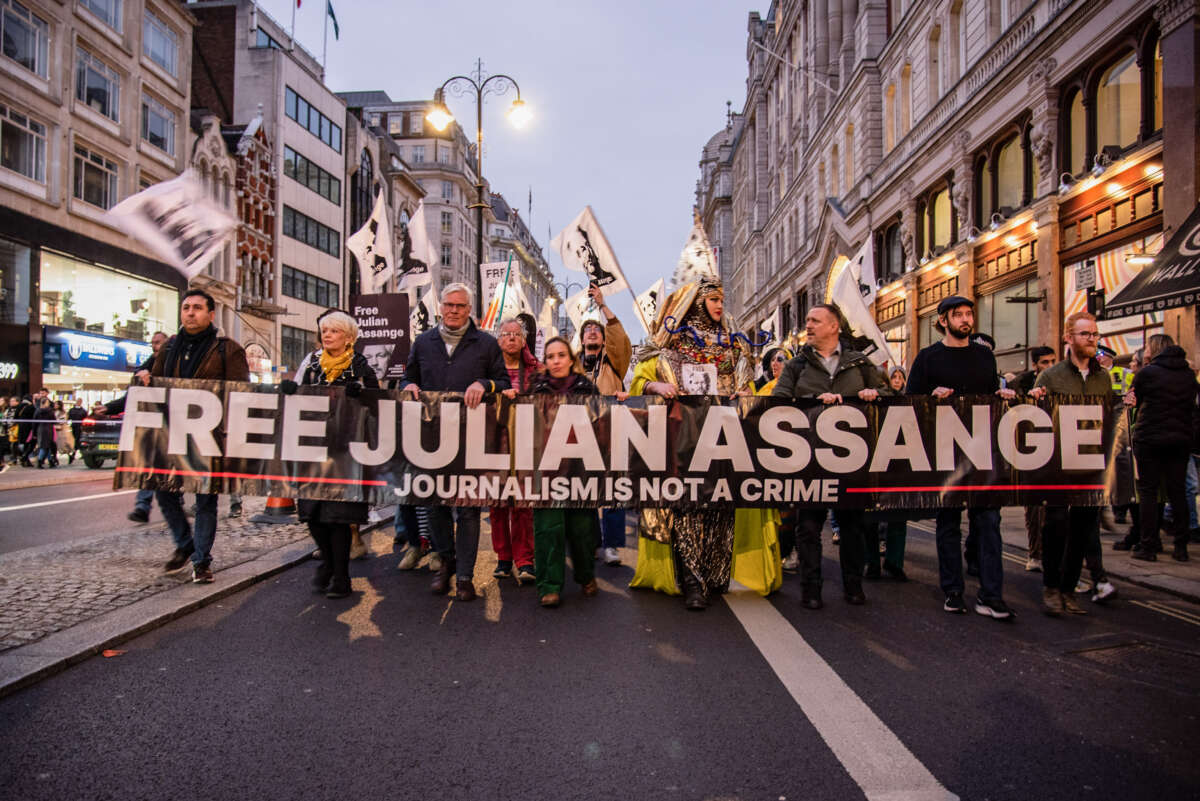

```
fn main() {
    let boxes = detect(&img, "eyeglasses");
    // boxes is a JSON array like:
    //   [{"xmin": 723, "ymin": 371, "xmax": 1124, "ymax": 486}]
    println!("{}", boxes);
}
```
[
  {"xmin": 1072, "ymin": 331, "xmax": 1100, "ymax": 339},
  {"xmin": 442, "ymin": 302, "xmax": 469, "ymax": 310},
  {"xmin": 498, "ymin": 332, "xmax": 523, "ymax": 339}
]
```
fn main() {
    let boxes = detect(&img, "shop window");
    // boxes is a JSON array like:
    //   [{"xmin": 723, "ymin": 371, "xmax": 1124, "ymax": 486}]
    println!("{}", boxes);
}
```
[
  {"xmin": 975, "ymin": 278, "xmax": 1040, "ymax": 372},
  {"xmin": 918, "ymin": 313, "xmax": 937, "ymax": 349},
  {"xmin": 143, "ymin": 10, "xmax": 178, "ymax": 77},
  {"xmin": 1096, "ymin": 53, "xmax": 1141, "ymax": 152},
  {"xmin": 76, "ymin": 48, "xmax": 120, "ymax": 122},
  {"xmin": 0, "ymin": 236, "xmax": 31, "ymax": 325},
  {"xmin": 1062, "ymin": 233, "xmax": 1164, "ymax": 355},
  {"xmin": 0, "ymin": 102, "xmax": 46, "ymax": 183},
  {"xmin": 1, "ymin": 0, "xmax": 49, "ymax": 79},
  {"xmin": 39, "ymin": 250, "xmax": 177, "ymax": 338},
  {"xmin": 73, "ymin": 144, "xmax": 118, "ymax": 209},
  {"xmin": 140, "ymin": 95, "xmax": 175, "ymax": 156}
]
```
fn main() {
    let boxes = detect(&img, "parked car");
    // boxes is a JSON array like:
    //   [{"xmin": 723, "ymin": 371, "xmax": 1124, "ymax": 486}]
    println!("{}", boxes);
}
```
[{"xmin": 77, "ymin": 414, "xmax": 122, "ymax": 469}]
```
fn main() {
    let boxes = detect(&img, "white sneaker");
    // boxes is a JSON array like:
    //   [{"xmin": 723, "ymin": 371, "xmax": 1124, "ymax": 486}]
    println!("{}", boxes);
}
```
[
  {"xmin": 782, "ymin": 550, "xmax": 800, "ymax": 573},
  {"xmin": 429, "ymin": 553, "xmax": 443, "ymax": 572},
  {"xmin": 1075, "ymin": 579, "xmax": 1091, "ymax": 594},
  {"xmin": 603, "ymin": 547, "xmax": 621, "ymax": 565},
  {"xmin": 1091, "ymin": 581, "xmax": 1117, "ymax": 603},
  {"xmin": 1024, "ymin": 557, "xmax": 1042, "ymax": 572}
]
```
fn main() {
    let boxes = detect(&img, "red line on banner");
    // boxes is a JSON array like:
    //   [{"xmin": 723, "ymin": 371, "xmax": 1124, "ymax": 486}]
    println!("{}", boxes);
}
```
[
  {"xmin": 845, "ymin": 484, "xmax": 1105, "ymax": 493},
  {"xmin": 115, "ymin": 466, "xmax": 389, "ymax": 487}
]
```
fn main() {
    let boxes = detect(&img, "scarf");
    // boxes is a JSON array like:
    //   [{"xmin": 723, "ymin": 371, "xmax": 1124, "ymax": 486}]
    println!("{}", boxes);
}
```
[
  {"xmin": 440, "ymin": 320, "xmax": 470, "ymax": 356},
  {"xmin": 318, "ymin": 348, "xmax": 354, "ymax": 384},
  {"xmin": 164, "ymin": 325, "xmax": 218, "ymax": 379},
  {"xmin": 546, "ymin": 374, "xmax": 577, "ymax": 394}
]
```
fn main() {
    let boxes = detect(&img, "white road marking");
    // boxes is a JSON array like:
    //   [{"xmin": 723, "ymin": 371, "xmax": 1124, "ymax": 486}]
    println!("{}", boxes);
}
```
[
  {"xmin": 724, "ymin": 583, "xmax": 959, "ymax": 801},
  {"xmin": 0, "ymin": 489, "xmax": 137, "ymax": 513}
]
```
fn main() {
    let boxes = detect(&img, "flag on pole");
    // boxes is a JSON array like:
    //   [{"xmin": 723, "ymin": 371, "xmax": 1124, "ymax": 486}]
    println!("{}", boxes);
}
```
[
  {"xmin": 669, "ymin": 217, "xmax": 719, "ymax": 290},
  {"xmin": 635, "ymin": 278, "xmax": 665, "ymax": 332},
  {"xmin": 398, "ymin": 201, "xmax": 435, "ymax": 293},
  {"xmin": 830, "ymin": 238, "xmax": 895, "ymax": 365},
  {"xmin": 409, "ymin": 284, "xmax": 438, "ymax": 336},
  {"xmin": 564, "ymin": 287, "xmax": 602, "ymax": 350},
  {"xmin": 550, "ymin": 206, "xmax": 630, "ymax": 296},
  {"xmin": 106, "ymin": 170, "xmax": 237, "ymax": 280},
  {"xmin": 482, "ymin": 255, "xmax": 531, "ymax": 330},
  {"xmin": 326, "ymin": 1, "xmax": 339, "ymax": 39},
  {"xmin": 345, "ymin": 190, "xmax": 393, "ymax": 294}
]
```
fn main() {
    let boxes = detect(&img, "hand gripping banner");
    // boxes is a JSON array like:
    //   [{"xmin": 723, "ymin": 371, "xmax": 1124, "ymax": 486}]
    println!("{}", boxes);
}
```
[{"xmin": 114, "ymin": 380, "xmax": 1118, "ymax": 510}]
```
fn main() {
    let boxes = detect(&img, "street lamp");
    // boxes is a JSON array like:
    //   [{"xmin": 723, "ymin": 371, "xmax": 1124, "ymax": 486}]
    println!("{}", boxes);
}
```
[
  {"xmin": 554, "ymin": 279, "xmax": 584, "ymax": 335},
  {"xmin": 427, "ymin": 62, "xmax": 528, "ymax": 318}
]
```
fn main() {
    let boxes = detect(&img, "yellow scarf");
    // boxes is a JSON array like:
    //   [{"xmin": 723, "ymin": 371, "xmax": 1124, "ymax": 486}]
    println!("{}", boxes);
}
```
[{"xmin": 318, "ymin": 347, "xmax": 354, "ymax": 384}]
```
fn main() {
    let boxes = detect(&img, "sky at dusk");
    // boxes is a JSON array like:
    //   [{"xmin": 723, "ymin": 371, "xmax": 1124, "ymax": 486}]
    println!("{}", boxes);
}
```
[{"xmin": 254, "ymin": 0, "xmax": 753, "ymax": 331}]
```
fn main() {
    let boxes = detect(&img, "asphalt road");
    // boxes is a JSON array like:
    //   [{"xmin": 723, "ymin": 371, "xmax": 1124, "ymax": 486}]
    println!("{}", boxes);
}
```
[
  {"xmin": 0, "ymin": 473, "xmax": 139, "ymax": 555},
  {"xmin": 0, "ymin": 522, "xmax": 1197, "ymax": 800}
]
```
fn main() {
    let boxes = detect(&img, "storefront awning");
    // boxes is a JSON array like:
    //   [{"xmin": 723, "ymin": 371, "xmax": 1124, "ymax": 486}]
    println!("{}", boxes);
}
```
[{"xmin": 1104, "ymin": 203, "xmax": 1200, "ymax": 319}]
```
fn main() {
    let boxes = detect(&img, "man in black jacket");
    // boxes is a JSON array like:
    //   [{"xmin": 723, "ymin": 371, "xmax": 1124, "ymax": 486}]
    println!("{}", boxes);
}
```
[
  {"xmin": 14, "ymin": 394, "xmax": 34, "ymax": 467},
  {"xmin": 401, "ymin": 283, "xmax": 509, "ymax": 601},
  {"xmin": 1127, "ymin": 334, "xmax": 1199, "ymax": 562}
]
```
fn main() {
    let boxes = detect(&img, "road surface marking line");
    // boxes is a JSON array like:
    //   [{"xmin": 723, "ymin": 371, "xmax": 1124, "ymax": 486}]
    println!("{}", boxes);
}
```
[
  {"xmin": 1131, "ymin": 599, "xmax": 1200, "ymax": 627},
  {"xmin": 0, "ymin": 489, "xmax": 137, "ymax": 513},
  {"xmin": 724, "ymin": 585, "xmax": 959, "ymax": 801}
]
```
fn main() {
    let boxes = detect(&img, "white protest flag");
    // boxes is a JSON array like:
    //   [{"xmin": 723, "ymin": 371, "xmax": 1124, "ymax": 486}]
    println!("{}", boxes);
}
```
[
  {"xmin": 346, "ymin": 190, "xmax": 394, "ymax": 294},
  {"xmin": 409, "ymin": 285, "xmax": 439, "ymax": 336},
  {"xmin": 550, "ymin": 206, "xmax": 630, "ymax": 296},
  {"xmin": 537, "ymin": 296, "xmax": 556, "ymax": 330},
  {"xmin": 398, "ymin": 201, "xmax": 436, "ymax": 293},
  {"xmin": 106, "ymin": 170, "xmax": 236, "ymax": 280},
  {"xmin": 831, "ymin": 238, "xmax": 895, "ymax": 366},
  {"xmin": 635, "ymin": 278, "xmax": 665, "ymax": 332},
  {"xmin": 668, "ymin": 217, "xmax": 719, "ymax": 290},
  {"xmin": 482, "ymin": 258, "xmax": 532, "ymax": 330},
  {"xmin": 565, "ymin": 286, "xmax": 602, "ymax": 350}
]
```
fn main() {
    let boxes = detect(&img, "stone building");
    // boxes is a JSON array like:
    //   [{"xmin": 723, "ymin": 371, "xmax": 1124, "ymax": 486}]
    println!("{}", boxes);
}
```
[
  {"xmin": 488, "ymin": 192, "xmax": 558, "ymax": 320},
  {"xmin": 188, "ymin": 0, "xmax": 348, "ymax": 377},
  {"xmin": 0, "ymin": 0, "xmax": 196, "ymax": 401},
  {"xmin": 718, "ymin": 0, "xmax": 1195, "ymax": 372},
  {"xmin": 695, "ymin": 104, "xmax": 745, "ymax": 312}
]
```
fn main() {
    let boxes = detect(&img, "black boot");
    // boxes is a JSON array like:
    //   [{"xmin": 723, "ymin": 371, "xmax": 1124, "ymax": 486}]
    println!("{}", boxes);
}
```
[
  {"xmin": 309, "ymin": 524, "xmax": 333, "ymax": 592},
  {"xmin": 843, "ymin": 578, "xmax": 866, "ymax": 605},
  {"xmin": 682, "ymin": 573, "xmax": 707, "ymax": 610},
  {"xmin": 801, "ymin": 583, "xmax": 824, "ymax": 610},
  {"xmin": 325, "ymin": 525, "xmax": 352, "ymax": 598},
  {"xmin": 431, "ymin": 556, "xmax": 456, "ymax": 595}
]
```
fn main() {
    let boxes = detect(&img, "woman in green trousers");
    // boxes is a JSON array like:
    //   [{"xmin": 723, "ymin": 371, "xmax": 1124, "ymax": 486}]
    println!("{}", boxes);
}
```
[{"xmin": 530, "ymin": 336, "xmax": 600, "ymax": 608}]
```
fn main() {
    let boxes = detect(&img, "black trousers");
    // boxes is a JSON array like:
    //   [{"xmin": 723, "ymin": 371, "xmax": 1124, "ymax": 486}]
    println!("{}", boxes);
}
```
[
  {"xmin": 1135, "ymin": 445, "xmax": 1190, "ymax": 550},
  {"xmin": 308, "ymin": 521, "xmax": 352, "ymax": 589},
  {"xmin": 794, "ymin": 508, "xmax": 865, "ymax": 591},
  {"xmin": 1043, "ymin": 507, "xmax": 1100, "ymax": 594}
]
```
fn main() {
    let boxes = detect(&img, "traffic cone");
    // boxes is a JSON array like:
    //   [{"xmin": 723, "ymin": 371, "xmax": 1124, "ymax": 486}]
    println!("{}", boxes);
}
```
[{"xmin": 250, "ymin": 495, "xmax": 297, "ymax": 524}]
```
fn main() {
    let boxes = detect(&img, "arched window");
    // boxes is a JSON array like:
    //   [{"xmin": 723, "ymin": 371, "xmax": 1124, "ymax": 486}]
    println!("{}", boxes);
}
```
[
  {"xmin": 844, "ymin": 125, "xmax": 854, "ymax": 189},
  {"xmin": 885, "ymin": 84, "xmax": 896, "ymax": 151},
  {"xmin": 928, "ymin": 25, "xmax": 942, "ymax": 104},
  {"xmin": 975, "ymin": 154, "xmax": 992, "ymax": 227},
  {"xmin": 900, "ymin": 64, "xmax": 912, "ymax": 134},
  {"xmin": 995, "ymin": 135, "xmax": 1022, "ymax": 211},
  {"xmin": 831, "ymin": 144, "xmax": 840, "ymax": 196},
  {"xmin": 1063, "ymin": 87, "xmax": 1086, "ymax": 176},
  {"xmin": 949, "ymin": 0, "xmax": 964, "ymax": 82},
  {"xmin": 1096, "ymin": 52, "xmax": 1141, "ymax": 152},
  {"xmin": 1152, "ymin": 39, "xmax": 1163, "ymax": 132},
  {"xmin": 351, "ymin": 149, "xmax": 374, "ymax": 232},
  {"xmin": 930, "ymin": 187, "xmax": 951, "ymax": 250}
]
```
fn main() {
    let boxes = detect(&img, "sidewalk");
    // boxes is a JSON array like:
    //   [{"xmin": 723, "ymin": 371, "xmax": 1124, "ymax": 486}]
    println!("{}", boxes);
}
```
[
  {"xmin": 0, "ymin": 460, "xmax": 115, "ymax": 491},
  {"xmin": 910, "ymin": 507, "xmax": 1200, "ymax": 603}
]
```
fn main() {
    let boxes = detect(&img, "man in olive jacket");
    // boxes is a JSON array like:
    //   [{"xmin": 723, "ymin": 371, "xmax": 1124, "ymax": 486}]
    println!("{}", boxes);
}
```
[
  {"xmin": 1030, "ymin": 311, "xmax": 1113, "ymax": 615},
  {"xmin": 772, "ymin": 303, "xmax": 888, "ymax": 609},
  {"xmin": 147, "ymin": 289, "xmax": 249, "ymax": 584}
]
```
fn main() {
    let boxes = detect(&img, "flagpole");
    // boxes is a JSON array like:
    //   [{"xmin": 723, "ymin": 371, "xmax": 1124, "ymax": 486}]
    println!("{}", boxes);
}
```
[
  {"xmin": 289, "ymin": 0, "xmax": 296, "ymax": 49},
  {"xmin": 322, "ymin": 1, "xmax": 328, "ymax": 71}
]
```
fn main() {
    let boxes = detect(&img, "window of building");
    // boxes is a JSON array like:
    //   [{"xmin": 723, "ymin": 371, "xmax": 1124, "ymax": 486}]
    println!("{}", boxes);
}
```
[
  {"xmin": 40, "ymin": 249, "xmax": 177, "ymax": 338},
  {"xmin": 282, "ymin": 206, "xmax": 340, "ymax": 257},
  {"xmin": 284, "ymin": 86, "xmax": 342, "ymax": 153},
  {"xmin": 876, "ymin": 220, "xmax": 904, "ymax": 281},
  {"xmin": 409, "ymin": 113, "xmax": 422, "ymax": 134},
  {"xmin": 0, "ymin": 236, "xmax": 31, "ymax": 325},
  {"xmin": 411, "ymin": 144, "xmax": 425, "ymax": 163},
  {"xmin": 1064, "ymin": 88, "xmax": 1085, "ymax": 176},
  {"xmin": 1096, "ymin": 53, "xmax": 1141, "ymax": 152},
  {"xmin": 844, "ymin": 125, "xmax": 854, "ymax": 189},
  {"xmin": 283, "ymin": 145, "xmax": 341, "ymax": 205},
  {"xmin": 281, "ymin": 265, "xmax": 338, "ymax": 308},
  {"xmin": 440, "ymin": 243, "xmax": 452, "ymax": 266},
  {"xmin": 948, "ymin": 0, "xmax": 964, "ymax": 82},
  {"xmin": 780, "ymin": 301, "xmax": 792, "ymax": 337},
  {"xmin": 975, "ymin": 277, "xmax": 1040, "ymax": 372},
  {"xmin": 143, "ymin": 10, "xmax": 177, "ymax": 77},
  {"xmin": 1153, "ymin": 40, "xmax": 1163, "ymax": 133},
  {"xmin": 441, "ymin": 211, "xmax": 452, "ymax": 234},
  {"xmin": 73, "ymin": 144, "xmax": 118, "ymax": 209},
  {"xmin": 81, "ymin": 0, "xmax": 121, "ymax": 32},
  {"xmin": 140, "ymin": 95, "xmax": 174, "ymax": 155},
  {"xmin": 437, "ymin": 145, "xmax": 450, "ymax": 164},
  {"xmin": 900, "ymin": 64, "xmax": 912, "ymax": 134},
  {"xmin": 995, "ymin": 135, "xmax": 1022, "ymax": 211},
  {"xmin": 0, "ymin": 102, "xmax": 46, "ymax": 182},
  {"xmin": 1, "ymin": 0, "xmax": 49, "ymax": 78},
  {"xmin": 928, "ymin": 25, "xmax": 942, "ymax": 104},
  {"xmin": 254, "ymin": 28, "xmax": 282, "ymax": 50},
  {"xmin": 441, "ymin": 180, "xmax": 453, "ymax": 201},
  {"xmin": 795, "ymin": 288, "xmax": 809, "ymax": 324},
  {"xmin": 917, "ymin": 181, "xmax": 954, "ymax": 257},
  {"xmin": 76, "ymin": 48, "xmax": 120, "ymax": 121},
  {"xmin": 388, "ymin": 117, "xmax": 402, "ymax": 135},
  {"xmin": 885, "ymin": 84, "xmax": 895, "ymax": 151},
  {"xmin": 918, "ymin": 313, "xmax": 937, "ymax": 349},
  {"xmin": 281, "ymin": 324, "xmax": 312, "ymax": 375}
]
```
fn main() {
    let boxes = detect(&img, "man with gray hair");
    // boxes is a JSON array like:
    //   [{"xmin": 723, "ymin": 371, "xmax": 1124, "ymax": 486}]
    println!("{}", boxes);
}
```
[{"xmin": 401, "ymin": 282, "xmax": 510, "ymax": 601}]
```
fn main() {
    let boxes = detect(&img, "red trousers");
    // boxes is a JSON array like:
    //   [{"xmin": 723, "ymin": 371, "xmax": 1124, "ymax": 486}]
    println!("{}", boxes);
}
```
[{"xmin": 489, "ymin": 506, "xmax": 534, "ymax": 567}]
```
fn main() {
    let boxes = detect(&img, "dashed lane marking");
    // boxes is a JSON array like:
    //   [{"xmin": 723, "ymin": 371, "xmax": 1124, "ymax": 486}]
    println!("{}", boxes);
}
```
[
  {"xmin": 724, "ymin": 583, "xmax": 959, "ymax": 801},
  {"xmin": 0, "ymin": 489, "xmax": 137, "ymax": 513}
]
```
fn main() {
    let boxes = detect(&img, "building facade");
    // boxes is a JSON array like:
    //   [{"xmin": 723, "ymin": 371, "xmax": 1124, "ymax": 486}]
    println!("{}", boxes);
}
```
[
  {"xmin": 719, "ymin": 0, "xmax": 1195, "ymax": 373},
  {"xmin": 189, "ymin": 0, "xmax": 347, "ymax": 377},
  {"xmin": 0, "ymin": 0, "xmax": 196, "ymax": 402},
  {"xmin": 696, "ymin": 106, "xmax": 744, "ymax": 313},
  {"xmin": 488, "ymin": 192, "xmax": 558, "ymax": 320}
]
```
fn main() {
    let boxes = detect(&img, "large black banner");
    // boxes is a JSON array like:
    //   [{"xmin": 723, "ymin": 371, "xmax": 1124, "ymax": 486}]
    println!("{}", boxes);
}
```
[{"xmin": 113, "ymin": 380, "xmax": 1118, "ymax": 510}]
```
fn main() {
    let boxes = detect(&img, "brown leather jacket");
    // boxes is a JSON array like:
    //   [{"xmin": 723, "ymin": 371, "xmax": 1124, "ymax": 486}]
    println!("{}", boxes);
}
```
[
  {"xmin": 585, "ymin": 317, "xmax": 632, "ymax": 395},
  {"xmin": 150, "ymin": 331, "xmax": 250, "ymax": 382}
]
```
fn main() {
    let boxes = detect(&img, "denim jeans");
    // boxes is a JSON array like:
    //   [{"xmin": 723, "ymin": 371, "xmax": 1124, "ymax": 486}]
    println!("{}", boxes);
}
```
[
  {"xmin": 426, "ymin": 505, "xmax": 480, "ymax": 581},
  {"xmin": 157, "ymin": 491, "xmax": 218, "ymax": 567},
  {"xmin": 599, "ymin": 508, "xmax": 626, "ymax": 549},
  {"xmin": 133, "ymin": 488, "xmax": 154, "ymax": 514},
  {"xmin": 934, "ymin": 507, "xmax": 1003, "ymax": 601},
  {"xmin": 393, "ymin": 504, "xmax": 421, "ymax": 548}
]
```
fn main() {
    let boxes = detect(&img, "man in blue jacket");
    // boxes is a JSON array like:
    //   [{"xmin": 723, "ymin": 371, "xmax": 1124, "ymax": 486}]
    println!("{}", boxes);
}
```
[{"xmin": 401, "ymin": 283, "xmax": 510, "ymax": 601}]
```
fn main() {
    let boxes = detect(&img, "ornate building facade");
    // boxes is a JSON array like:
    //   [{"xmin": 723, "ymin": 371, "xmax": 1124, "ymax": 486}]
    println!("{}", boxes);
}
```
[{"xmin": 717, "ymin": 0, "xmax": 1196, "ymax": 371}]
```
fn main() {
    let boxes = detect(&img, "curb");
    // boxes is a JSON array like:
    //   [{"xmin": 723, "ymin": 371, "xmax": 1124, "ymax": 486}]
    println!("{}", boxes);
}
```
[
  {"xmin": 0, "ymin": 517, "xmax": 390, "ymax": 700},
  {"xmin": 0, "ymin": 468, "xmax": 114, "ymax": 492}
]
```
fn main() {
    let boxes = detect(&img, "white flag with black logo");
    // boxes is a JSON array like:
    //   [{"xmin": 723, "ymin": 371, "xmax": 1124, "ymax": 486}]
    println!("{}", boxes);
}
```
[
  {"xmin": 635, "ymin": 278, "xmax": 665, "ymax": 332},
  {"xmin": 346, "ymin": 190, "xmax": 394, "ymax": 295},
  {"xmin": 398, "ymin": 201, "xmax": 436, "ymax": 293},
  {"xmin": 831, "ymin": 238, "xmax": 895, "ymax": 365},
  {"xmin": 106, "ymin": 170, "xmax": 237, "ymax": 280},
  {"xmin": 550, "ymin": 206, "xmax": 629, "ymax": 296},
  {"xmin": 409, "ymin": 284, "xmax": 439, "ymax": 336},
  {"xmin": 669, "ymin": 218, "xmax": 719, "ymax": 290}
]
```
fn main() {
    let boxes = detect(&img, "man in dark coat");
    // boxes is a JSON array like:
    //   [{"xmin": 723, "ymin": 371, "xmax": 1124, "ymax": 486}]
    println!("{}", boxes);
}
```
[
  {"xmin": 146, "ymin": 289, "xmax": 249, "ymax": 583},
  {"xmin": 400, "ymin": 282, "xmax": 509, "ymax": 601},
  {"xmin": 14, "ymin": 394, "xmax": 34, "ymax": 466}
]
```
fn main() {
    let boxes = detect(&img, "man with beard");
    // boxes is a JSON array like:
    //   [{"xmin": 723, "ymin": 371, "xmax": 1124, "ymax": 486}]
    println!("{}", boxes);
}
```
[
  {"xmin": 1028, "ymin": 312, "xmax": 1113, "ymax": 614},
  {"xmin": 906, "ymin": 295, "xmax": 1016, "ymax": 620},
  {"xmin": 579, "ymin": 283, "xmax": 632, "ymax": 565}
]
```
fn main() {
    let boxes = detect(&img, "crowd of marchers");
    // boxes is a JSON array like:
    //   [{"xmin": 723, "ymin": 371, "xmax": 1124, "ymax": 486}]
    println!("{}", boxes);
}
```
[{"xmin": 57, "ymin": 278, "xmax": 1199, "ymax": 618}]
